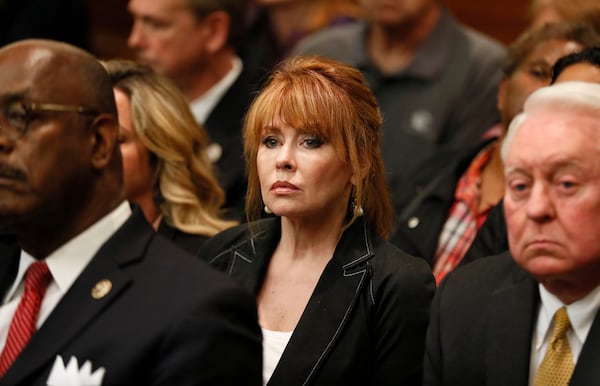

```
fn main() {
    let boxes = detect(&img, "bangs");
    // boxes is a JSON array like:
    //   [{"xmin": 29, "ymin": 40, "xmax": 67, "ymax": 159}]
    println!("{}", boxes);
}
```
[{"xmin": 245, "ymin": 74, "xmax": 353, "ymax": 159}]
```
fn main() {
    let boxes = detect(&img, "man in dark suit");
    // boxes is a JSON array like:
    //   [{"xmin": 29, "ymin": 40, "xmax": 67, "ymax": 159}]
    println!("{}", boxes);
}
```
[
  {"xmin": 128, "ymin": 0, "xmax": 260, "ymax": 220},
  {"xmin": 0, "ymin": 39, "xmax": 262, "ymax": 386},
  {"xmin": 424, "ymin": 81, "xmax": 600, "ymax": 386}
]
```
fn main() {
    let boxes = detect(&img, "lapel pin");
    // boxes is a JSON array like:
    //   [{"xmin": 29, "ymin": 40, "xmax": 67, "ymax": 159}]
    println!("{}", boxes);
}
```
[{"xmin": 91, "ymin": 279, "xmax": 112, "ymax": 300}]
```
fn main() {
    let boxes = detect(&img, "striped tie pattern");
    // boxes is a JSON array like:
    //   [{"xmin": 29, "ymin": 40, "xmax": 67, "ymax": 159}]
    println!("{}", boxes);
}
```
[
  {"xmin": 534, "ymin": 307, "xmax": 574, "ymax": 386},
  {"xmin": 0, "ymin": 261, "xmax": 51, "ymax": 377}
]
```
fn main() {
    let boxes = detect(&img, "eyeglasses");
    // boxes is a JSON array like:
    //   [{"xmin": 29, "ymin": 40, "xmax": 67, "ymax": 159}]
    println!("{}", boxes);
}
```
[{"xmin": 0, "ymin": 101, "xmax": 99, "ymax": 140}]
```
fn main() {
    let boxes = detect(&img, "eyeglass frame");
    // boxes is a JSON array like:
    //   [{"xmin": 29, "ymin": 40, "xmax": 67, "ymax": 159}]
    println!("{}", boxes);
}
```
[{"xmin": 0, "ymin": 101, "xmax": 100, "ymax": 141}]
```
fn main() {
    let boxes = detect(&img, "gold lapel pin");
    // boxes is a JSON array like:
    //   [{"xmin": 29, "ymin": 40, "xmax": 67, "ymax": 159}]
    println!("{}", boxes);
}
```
[{"xmin": 91, "ymin": 279, "xmax": 112, "ymax": 300}]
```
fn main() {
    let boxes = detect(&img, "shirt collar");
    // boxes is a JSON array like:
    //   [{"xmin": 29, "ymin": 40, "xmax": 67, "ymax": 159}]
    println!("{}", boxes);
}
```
[
  {"xmin": 190, "ymin": 56, "xmax": 243, "ymax": 124},
  {"xmin": 6, "ymin": 201, "xmax": 131, "ymax": 301},
  {"xmin": 535, "ymin": 283, "xmax": 600, "ymax": 350}
]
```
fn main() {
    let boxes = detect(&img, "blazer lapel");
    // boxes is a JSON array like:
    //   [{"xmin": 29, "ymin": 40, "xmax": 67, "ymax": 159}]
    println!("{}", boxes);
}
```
[
  {"xmin": 1, "ymin": 211, "xmax": 151, "ymax": 385},
  {"xmin": 268, "ymin": 219, "xmax": 374, "ymax": 386},
  {"xmin": 569, "ymin": 308, "xmax": 600, "ymax": 385},
  {"xmin": 486, "ymin": 260, "xmax": 538, "ymax": 386}
]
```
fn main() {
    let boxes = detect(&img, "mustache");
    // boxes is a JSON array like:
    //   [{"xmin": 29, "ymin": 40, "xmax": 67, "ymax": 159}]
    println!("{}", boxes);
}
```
[{"xmin": 0, "ymin": 163, "xmax": 27, "ymax": 181}]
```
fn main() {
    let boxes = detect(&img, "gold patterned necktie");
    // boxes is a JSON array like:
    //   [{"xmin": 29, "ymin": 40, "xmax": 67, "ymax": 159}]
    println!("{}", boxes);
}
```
[{"xmin": 534, "ymin": 307, "xmax": 574, "ymax": 386}]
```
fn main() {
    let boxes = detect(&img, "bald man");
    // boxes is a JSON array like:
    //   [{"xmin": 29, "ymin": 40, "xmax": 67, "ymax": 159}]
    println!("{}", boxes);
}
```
[{"xmin": 0, "ymin": 39, "xmax": 261, "ymax": 386}]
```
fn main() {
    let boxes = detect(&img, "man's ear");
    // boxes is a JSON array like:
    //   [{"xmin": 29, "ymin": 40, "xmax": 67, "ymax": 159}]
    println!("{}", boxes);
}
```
[
  {"xmin": 201, "ymin": 10, "xmax": 231, "ymax": 54},
  {"xmin": 89, "ymin": 114, "xmax": 119, "ymax": 171}
]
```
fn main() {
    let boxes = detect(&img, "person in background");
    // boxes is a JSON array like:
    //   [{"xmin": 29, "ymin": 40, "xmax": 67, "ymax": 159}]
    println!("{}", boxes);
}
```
[
  {"xmin": 424, "ymin": 81, "xmax": 600, "ymax": 386},
  {"xmin": 294, "ymin": 0, "xmax": 506, "ymax": 179},
  {"xmin": 102, "ymin": 59, "xmax": 237, "ymax": 255},
  {"xmin": 530, "ymin": 0, "xmax": 600, "ymax": 33},
  {"xmin": 199, "ymin": 55, "xmax": 435, "ymax": 385},
  {"xmin": 242, "ymin": 0, "xmax": 364, "ymax": 76},
  {"xmin": 462, "ymin": 44, "xmax": 600, "ymax": 265},
  {"xmin": 127, "ymin": 0, "xmax": 257, "ymax": 220},
  {"xmin": 389, "ymin": 22, "xmax": 600, "ymax": 283},
  {"xmin": 552, "ymin": 45, "xmax": 600, "ymax": 83},
  {"xmin": 0, "ymin": 39, "xmax": 261, "ymax": 385}
]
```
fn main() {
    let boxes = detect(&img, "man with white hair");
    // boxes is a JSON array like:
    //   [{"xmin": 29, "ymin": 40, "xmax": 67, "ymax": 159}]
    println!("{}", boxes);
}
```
[{"xmin": 424, "ymin": 81, "xmax": 600, "ymax": 386}]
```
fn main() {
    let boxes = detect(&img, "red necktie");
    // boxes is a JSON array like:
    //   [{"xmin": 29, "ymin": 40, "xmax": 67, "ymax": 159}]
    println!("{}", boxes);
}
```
[{"xmin": 0, "ymin": 261, "xmax": 52, "ymax": 377}]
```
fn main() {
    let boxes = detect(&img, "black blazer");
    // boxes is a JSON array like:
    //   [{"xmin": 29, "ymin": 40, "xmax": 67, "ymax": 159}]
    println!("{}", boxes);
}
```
[
  {"xmin": 0, "ymin": 210, "xmax": 262, "ymax": 386},
  {"xmin": 424, "ymin": 252, "xmax": 600, "ymax": 386},
  {"xmin": 199, "ymin": 216, "xmax": 435, "ymax": 385},
  {"xmin": 156, "ymin": 221, "xmax": 209, "ymax": 257}
]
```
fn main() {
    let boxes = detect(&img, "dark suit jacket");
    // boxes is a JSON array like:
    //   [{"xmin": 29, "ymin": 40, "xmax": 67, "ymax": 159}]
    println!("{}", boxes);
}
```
[
  {"xmin": 204, "ymin": 67, "xmax": 258, "ymax": 221},
  {"xmin": 156, "ymin": 221, "xmax": 209, "ymax": 257},
  {"xmin": 0, "ymin": 210, "xmax": 262, "ymax": 386},
  {"xmin": 424, "ymin": 252, "xmax": 600, "ymax": 386},
  {"xmin": 200, "ymin": 216, "xmax": 435, "ymax": 385},
  {"xmin": 389, "ymin": 139, "xmax": 494, "ymax": 265}
]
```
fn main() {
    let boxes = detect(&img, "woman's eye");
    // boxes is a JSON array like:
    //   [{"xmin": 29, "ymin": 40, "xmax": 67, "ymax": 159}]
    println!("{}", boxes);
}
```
[
  {"xmin": 262, "ymin": 136, "xmax": 279, "ymax": 148},
  {"xmin": 303, "ymin": 136, "xmax": 324, "ymax": 149}
]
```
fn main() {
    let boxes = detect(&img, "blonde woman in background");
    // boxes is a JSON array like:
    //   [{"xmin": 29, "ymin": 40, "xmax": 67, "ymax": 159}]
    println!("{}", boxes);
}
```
[{"xmin": 102, "ymin": 59, "xmax": 237, "ymax": 255}]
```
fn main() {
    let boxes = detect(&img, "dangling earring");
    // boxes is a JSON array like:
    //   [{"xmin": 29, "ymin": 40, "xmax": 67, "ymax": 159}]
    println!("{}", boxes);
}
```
[
  {"xmin": 264, "ymin": 205, "xmax": 272, "ymax": 214},
  {"xmin": 352, "ymin": 191, "xmax": 364, "ymax": 217},
  {"xmin": 355, "ymin": 204, "xmax": 364, "ymax": 217}
]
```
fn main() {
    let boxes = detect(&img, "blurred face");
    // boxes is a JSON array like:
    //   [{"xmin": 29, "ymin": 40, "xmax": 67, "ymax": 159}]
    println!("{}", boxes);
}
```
[
  {"xmin": 114, "ymin": 89, "xmax": 156, "ymax": 204},
  {"xmin": 127, "ymin": 0, "xmax": 210, "ymax": 80},
  {"xmin": 497, "ymin": 39, "xmax": 582, "ymax": 129},
  {"xmin": 359, "ymin": 0, "xmax": 437, "ymax": 27},
  {"xmin": 504, "ymin": 111, "xmax": 600, "ymax": 294},
  {"xmin": 257, "ymin": 119, "xmax": 353, "ymax": 221},
  {"xmin": 554, "ymin": 62, "xmax": 600, "ymax": 84},
  {"xmin": 0, "ymin": 47, "xmax": 95, "ymax": 228},
  {"xmin": 254, "ymin": 0, "xmax": 296, "ymax": 5},
  {"xmin": 531, "ymin": 5, "xmax": 563, "ymax": 28}
]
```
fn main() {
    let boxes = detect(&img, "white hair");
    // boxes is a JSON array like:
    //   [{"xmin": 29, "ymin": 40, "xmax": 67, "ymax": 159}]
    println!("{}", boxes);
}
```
[{"xmin": 501, "ymin": 81, "xmax": 600, "ymax": 161}]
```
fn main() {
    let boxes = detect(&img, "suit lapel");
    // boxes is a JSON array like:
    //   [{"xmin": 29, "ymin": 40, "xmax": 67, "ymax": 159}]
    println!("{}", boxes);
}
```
[
  {"xmin": 1, "ymin": 211, "xmax": 151, "ymax": 385},
  {"xmin": 268, "ymin": 218, "xmax": 374, "ymax": 386},
  {"xmin": 0, "ymin": 235, "xmax": 20, "ymax": 299},
  {"xmin": 570, "ymin": 308, "xmax": 600, "ymax": 385},
  {"xmin": 486, "ymin": 261, "xmax": 538, "ymax": 386}
]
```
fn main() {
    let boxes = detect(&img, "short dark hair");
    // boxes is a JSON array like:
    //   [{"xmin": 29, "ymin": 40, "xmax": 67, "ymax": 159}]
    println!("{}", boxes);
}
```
[
  {"xmin": 503, "ymin": 22, "xmax": 600, "ymax": 76},
  {"xmin": 551, "ymin": 45, "xmax": 600, "ymax": 82},
  {"xmin": 185, "ymin": 0, "xmax": 247, "ymax": 48}
]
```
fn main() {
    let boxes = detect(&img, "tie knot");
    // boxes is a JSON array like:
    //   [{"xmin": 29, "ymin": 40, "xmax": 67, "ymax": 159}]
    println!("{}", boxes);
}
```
[
  {"xmin": 24, "ymin": 261, "xmax": 51, "ymax": 294},
  {"xmin": 551, "ymin": 307, "xmax": 571, "ymax": 341}
]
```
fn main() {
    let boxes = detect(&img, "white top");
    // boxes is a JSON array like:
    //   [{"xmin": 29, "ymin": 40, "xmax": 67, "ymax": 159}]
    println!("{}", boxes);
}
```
[
  {"xmin": 261, "ymin": 327, "xmax": 293, "ymax": 385},
  {"xmin": 528, "ymin": 283, "xmax": 600, "ymax": 385},
  {"xmin": 0, "ymin": 201, "xmax": 131, "ymax": 350},
  {"xmin": 190, "ymin": 56, "xmax": 243, "ymax": 125}
]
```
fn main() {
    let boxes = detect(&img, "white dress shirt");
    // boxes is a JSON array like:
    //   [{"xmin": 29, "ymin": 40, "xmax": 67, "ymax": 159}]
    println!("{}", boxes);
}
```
[
  {"xmin": 0, "ymin": 202, "xmax": 131, "ymax": 351},
  {"xmin": 528, "ymin": 283, "xmax": 600, "ymax": 385}
]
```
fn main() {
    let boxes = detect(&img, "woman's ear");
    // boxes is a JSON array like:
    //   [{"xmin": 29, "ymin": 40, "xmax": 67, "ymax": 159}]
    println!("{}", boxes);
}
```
[{"xmin": 351, "ymin": 158, "xmax": 372, "ymax": 185}]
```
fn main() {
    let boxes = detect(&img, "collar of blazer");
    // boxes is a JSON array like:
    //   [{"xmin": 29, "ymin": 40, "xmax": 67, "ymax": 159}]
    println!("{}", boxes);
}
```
[{"xmin": 224, "ymin": 216, "xmax": 376, "ymax": 385}]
